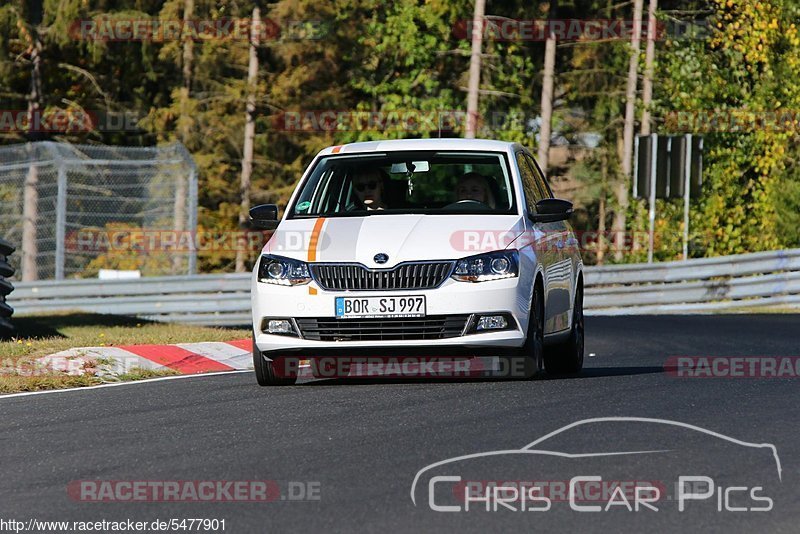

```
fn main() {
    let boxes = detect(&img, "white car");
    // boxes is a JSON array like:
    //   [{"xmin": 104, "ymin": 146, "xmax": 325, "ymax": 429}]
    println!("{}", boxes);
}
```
[{"xmin": 250, "ymin": 138, "xmax": 584, "ymax": 385}]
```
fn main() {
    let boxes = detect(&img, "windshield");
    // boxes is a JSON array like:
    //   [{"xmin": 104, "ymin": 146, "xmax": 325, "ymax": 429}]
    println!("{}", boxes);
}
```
[{"xmin": 288, "ymin": 151, "xmax": 517, "ymax": 218}]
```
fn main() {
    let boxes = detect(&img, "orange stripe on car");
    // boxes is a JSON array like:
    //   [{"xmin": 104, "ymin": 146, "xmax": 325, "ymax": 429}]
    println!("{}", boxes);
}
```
[
  {"xmin": 308, "ymin": 217, "xmax": 326, "ymax": 262},
  {"xmin": 331, "ymin": 145, "xmax": 343, "ymax": 153},
  {"xmin": 307, "ymin": 217, "xmax": 326, "ymax": 294}
]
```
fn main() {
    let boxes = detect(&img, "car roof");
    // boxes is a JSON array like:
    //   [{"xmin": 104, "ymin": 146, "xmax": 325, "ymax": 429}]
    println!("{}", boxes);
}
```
[{"xmin": 316, "ymin": 138, "xmax": 519, "ymax": 156}]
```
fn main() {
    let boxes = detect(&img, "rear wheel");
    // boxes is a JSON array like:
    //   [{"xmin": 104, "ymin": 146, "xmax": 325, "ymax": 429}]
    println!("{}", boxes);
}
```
[
  {"xmin": 504, "ymin": 282, "xmax": 545, "ymax": 379},
  {"xmin": 544, "ymin": 284, "xmax": 584, "ymax": 375},
  {"xmin": 253, "ymin": 335, "xmax": 298, "ymax": 386}
]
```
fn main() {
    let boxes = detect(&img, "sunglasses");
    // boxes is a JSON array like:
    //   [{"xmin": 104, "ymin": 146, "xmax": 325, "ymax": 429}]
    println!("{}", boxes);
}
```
[{"xmin": 354, "ymin": 181, "xmax": 378, "ymax": 192}]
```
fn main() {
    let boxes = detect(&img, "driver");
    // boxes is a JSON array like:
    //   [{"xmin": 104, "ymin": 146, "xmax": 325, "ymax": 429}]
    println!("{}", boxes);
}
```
[
  {"xmin": 455, "ymin": 172, "xmax": 496, "ymax": 209},
  {"xmin": 351, "ymin": 168, "xmax": 388, "ymax": 210}
]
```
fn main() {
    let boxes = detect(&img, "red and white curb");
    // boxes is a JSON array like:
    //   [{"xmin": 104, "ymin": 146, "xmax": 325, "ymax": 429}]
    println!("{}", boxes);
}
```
[{"xmin": 37, "ymin": 339, "xmax": 253, "ymax": 377}]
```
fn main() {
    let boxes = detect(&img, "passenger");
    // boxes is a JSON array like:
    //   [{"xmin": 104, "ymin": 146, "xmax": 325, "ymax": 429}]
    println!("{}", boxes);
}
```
[
  {"xmin": 351, "ymin": 168, "xmax": 388, "ymax": 210},
  {"xmin": 455, "ymin": 172, "xmax": 496, "ymax": 208}
]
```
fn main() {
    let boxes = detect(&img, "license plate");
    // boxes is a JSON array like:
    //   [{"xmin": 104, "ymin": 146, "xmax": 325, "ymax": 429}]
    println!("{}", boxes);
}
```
[{"xmin": 335, "ymin": 296, "xmax": 426, "ymax": 319}]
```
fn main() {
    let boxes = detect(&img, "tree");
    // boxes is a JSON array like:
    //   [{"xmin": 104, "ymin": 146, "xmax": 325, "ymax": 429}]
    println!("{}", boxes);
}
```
[
  {"xmin": 658, "ymin": 0, "xmax": 800, "ymax": 255},
  {"xmin": 465, "ymin": 0, "xmax": 486, "ymax": 138},
  {"xmin": 617, "ymin": 0, "xmax": 643, "ymax": 260},
  {"xmin": 235, "ymin": 7, "xmax": 260, "ymax": 273}
]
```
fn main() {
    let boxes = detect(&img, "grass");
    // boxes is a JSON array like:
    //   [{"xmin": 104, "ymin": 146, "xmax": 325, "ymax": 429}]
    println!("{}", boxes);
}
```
[
  {"xmin": 713, "ymin": 306, "xmax": 800, "ymax": 314},
  {"xmin": 0, "ymin": 313, "xmax": 249, "ymax": 394}
]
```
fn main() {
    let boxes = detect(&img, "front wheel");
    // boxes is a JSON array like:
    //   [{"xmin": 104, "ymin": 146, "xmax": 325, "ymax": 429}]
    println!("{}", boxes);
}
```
[
  {"xmin": 503, "ymin": 283, "xmax": 545, "ymax": 379},
  {"xmin": 253, "ymin": 335, "xmax": 298, "ymax": 386},
  {"xmin": 543, "ymin": 284, "xmax": 584, "ymax": 375}
]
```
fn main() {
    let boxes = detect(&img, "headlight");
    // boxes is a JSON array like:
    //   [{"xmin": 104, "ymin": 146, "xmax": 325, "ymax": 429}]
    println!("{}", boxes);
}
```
[
  {"xmin": 258, "ymin": 255, "xmax": 311, "ymax": 285},
  {"xmin": 452, "ymin": 250, "xmax": 519, "ymax": 282}
]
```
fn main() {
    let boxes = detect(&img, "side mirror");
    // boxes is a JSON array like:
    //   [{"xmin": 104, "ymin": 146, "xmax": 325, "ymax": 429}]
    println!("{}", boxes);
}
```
[
  {"xmin": 529, "ymin": 198, "xmax": 573, "ymax": 223},
  {"xmin": 249, "ymin": 204, "xmax": 280, "ymax": 230}
]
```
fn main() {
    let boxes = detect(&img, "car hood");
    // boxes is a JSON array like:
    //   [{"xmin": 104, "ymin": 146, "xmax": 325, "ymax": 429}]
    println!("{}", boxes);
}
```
[{"xmin": 262, "ymin": 214, "xmax": 525, "ymax": 268}]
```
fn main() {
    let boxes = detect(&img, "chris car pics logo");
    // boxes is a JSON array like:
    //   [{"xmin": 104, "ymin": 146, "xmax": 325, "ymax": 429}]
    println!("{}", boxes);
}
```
[{"xmin": 410, "ymin": 417, "xmax": 781, "ymax": 513}]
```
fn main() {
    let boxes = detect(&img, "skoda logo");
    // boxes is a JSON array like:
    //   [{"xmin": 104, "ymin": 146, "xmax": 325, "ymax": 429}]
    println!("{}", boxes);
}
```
[{"xmin": 374, "ymin": 253, "xmax": 389, "ymax": 264}]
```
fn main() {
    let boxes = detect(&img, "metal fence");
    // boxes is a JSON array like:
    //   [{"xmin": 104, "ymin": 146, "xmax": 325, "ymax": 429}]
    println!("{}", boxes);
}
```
[
  {"xmin": 10, "ymin": 273, "xmax": 251, "ymax": 326},
  {"xmin": 0, "ymin": 237, "xmax": 15, "ymax": 335},
  {"xmin": 0, "ymin": 142, "xmax": 197, "ymax": 281},
  {"xmin": 585, "ymin": 248, "xmax": 800, "ymax": 314},
  {"xmin": 6, "ymin": 249, "xmax": 800, "ymax": 326}
]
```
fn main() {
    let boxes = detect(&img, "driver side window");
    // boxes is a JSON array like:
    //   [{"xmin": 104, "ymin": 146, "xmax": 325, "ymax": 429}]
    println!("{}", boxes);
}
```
[{"xmin": 516, "ymin": 152, "xmax": 544, "ymax": 213}]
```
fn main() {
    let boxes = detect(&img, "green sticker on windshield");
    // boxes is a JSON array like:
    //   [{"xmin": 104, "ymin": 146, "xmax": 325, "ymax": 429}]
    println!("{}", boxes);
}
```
[{"xmin": 296, "ymin": 201, "xmax": 311, "ymax": 212}]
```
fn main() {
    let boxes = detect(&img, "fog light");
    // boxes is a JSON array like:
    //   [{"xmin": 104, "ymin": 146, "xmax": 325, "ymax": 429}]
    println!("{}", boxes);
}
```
[
  {"xmin": 476, "ymin": 315, "xmax": 508, "ymax": 331},
  {"xmin": 267, "ymin": 319, "xmax": 294, "ymax": 335}
]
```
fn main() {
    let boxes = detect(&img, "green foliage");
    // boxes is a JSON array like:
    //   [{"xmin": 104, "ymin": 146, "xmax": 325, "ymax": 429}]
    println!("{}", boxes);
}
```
[
  {"xmin": 2, "ymin": 0, "xmax": 799, "ymax": 275},
  {"xmin": 658, "ymin": 0, "xmax": 800, "ymax": 255}
]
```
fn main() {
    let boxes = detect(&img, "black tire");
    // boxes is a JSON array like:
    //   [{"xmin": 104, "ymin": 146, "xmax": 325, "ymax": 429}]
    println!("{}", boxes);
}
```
[
  {"xmin": 253, "ymin": 335, "xmax": 298, "ymax": 386},
  {"xmin": 504, "ymin": 282, "xmax": 545, "ymax": 379},
  {"xmin": 544, "ymin": 284, "xmax": 584, "ymax": 375}
]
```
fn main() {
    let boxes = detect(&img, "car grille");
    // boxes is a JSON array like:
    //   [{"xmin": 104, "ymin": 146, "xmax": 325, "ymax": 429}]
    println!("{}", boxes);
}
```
[
  {"xmin": 309, "ymin": 262, "xmax": 454, "ymax": 291},
  {"xmin": 295, "ymin": 315, "xmax": 470, "ymax": 341}
]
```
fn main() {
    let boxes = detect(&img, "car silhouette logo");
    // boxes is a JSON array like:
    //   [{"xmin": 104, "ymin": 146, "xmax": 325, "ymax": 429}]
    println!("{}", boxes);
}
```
[
  {"xmin": 410, "ymin": 416, "xmax": 783, "ymax": 507},
  {"xmin": 374, "ymin": 253, "xmax": 389, "ymax": 264}
]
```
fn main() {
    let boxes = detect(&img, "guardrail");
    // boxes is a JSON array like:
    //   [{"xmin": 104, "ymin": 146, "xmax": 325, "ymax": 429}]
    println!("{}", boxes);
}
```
[
  {"xmin": 0, "ymin": 238, "xmax": 16, "ymax": 335},
  {"xmin": 9, "ymin": 273, "xmax": 251, "ymax": 327},
  {"xmin": 6, "ymin": 248, "xmax": 800, "ymax": 325},
  {"xmin": 584, "ymin": 248, "xmax": 800, "ymax": 314}
]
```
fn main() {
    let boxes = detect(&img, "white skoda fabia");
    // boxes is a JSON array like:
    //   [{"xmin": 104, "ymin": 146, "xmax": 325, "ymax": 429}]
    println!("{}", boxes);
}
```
[{"xmin": 250, "ymin": 138, "xmax": 584, "ymax": 385}]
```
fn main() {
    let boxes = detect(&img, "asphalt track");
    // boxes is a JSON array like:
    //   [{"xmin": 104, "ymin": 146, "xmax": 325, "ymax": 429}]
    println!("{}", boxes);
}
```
[{"xmin": 1, "ymin": 315, "xmax": 798, "ymax": 533}]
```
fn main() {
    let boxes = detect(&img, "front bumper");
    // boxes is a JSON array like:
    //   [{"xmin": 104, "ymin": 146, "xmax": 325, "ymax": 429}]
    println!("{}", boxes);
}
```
[{"xmin": 252, "ymin": 273, "xmax": 530, "ymax": 358}]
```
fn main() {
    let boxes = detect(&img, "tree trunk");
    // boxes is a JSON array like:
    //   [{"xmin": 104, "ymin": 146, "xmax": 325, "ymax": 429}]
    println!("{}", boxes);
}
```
[
  {"xmin": 21, "ymin": 164, "xmax": 39, "ymax": 281},
  {"xmin": 615, "ymin": 0, "xmax": 644, "ymax": 260},
  {"xmin": 236, "ymin": 7, "xmax": 261, "ymax": 273},
  {"xmin": 537, "ymin": 30, "xmax": 556, "ymax": 171},
  {"xmin": 640, "ymin": 0, "xmax": 658, "ymax": 136},
  {"xmin": 22, "ymin": 16, "xmax": 44, "ymax": 282},
  {"xmin": 465, "ymin": 0, "xmax": 486, "ymax": 138},
  {"xmin": 173, "ymin": 0, "xmax": 194, "ymax": 273},
  {"xmin": 597, "ymin": 151, "xmax": 608, "ymax": 265}
]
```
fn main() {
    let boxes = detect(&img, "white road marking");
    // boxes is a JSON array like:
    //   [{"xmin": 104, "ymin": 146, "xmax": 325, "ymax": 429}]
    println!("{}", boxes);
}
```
[{"xmin": 0, "ymin": 370, "xmax": 251, "ymax": 400}]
